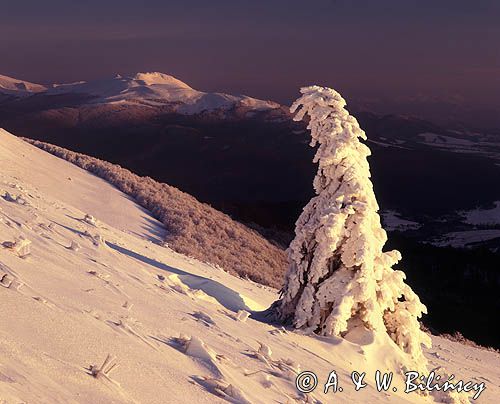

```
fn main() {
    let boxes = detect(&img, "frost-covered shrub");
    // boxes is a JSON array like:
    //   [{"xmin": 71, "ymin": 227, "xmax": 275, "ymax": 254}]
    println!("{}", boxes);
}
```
[
  {"xmin": 275, "ymin": 86, "xmax": 431, "ymax": 362},
  {"xmin": 25, "ymin": 139, "xmax": 287, "ymax": 288}
]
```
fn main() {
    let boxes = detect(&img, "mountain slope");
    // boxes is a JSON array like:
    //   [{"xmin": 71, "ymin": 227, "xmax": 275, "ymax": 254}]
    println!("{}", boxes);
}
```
[
  {"xmin": 1, "ymin": 72, "xmax": 500, "ymax": 253},
  {"xmin": 16, "ymin": 132, "xmax": 287, "ymax": 288},
  {"xmin": 0, "ymin": 74, "xmax": 47, "ymax": 97},
  {"xmin": 0, "ymin": 130, "xmax": 165, "ymax": 243},
  {"xmin": 1, "ymin": 130, "xmax": 498, "ymax": 403}
]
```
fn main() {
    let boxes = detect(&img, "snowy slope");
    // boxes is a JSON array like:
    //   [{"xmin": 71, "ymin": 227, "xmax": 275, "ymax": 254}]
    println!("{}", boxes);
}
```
[
  {"xmin": 47, "ymin": 72, "xmax": 280, "ymax": 113},
  {"xmin": 0, "ymin": 128, "xmax": 498, "ymax": 403},
  {"xmin": 463, "ymin": 202, "xmax": 500, "ymax": 226},
  {"xmin": 381, "ymin": 210, "xmax": 421, "ymax": 231},
  {"xmin": 0, "ymin": 74, "xmax": 47, "ymax": 97}
]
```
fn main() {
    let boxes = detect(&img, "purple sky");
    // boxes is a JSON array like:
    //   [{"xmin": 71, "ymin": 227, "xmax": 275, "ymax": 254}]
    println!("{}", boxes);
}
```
[{"xmin": 1, "ymin": 0, "xmax": 499, "ymax": 126}]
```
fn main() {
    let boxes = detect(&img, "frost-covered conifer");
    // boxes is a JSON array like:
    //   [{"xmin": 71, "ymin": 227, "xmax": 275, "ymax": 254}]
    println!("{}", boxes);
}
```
[{"xmin": 276, "ymin": 86, "xmax": 431, "ymax": 362}]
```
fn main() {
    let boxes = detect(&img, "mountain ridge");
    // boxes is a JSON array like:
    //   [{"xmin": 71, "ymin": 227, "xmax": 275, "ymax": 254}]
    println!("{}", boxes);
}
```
[
  {"xmin": 0, "ymin": 74, "xmax": 47, "ymax": 96},
  {"xmin": 1, "ymin": 72, "xmax": 281, "ymax": 115}
]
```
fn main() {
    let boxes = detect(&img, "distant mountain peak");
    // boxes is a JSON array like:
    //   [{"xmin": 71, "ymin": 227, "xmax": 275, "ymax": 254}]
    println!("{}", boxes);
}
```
[
  {"xmin": 132, "ymin": 72, "xmax": 193, "ymax": 89},
  {"xmin": 41, "ymin": 72, "xmax": 280, "ymax": 114},
  {"xmin": 0, "ymin": 74, "xmax": 47, "ymax": 96}
]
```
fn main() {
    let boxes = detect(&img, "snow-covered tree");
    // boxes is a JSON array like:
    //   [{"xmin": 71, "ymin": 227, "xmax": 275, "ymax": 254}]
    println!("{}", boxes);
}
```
[{"xmin": 275, "ymin": 86, "xmax": 431, "ymax": 362}]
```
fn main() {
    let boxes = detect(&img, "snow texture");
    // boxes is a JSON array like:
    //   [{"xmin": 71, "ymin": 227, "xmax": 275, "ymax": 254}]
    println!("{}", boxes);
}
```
[
  {"xmin": 276, "ymin": 86, "xmax": 431, "ymax": 365},
  {"xmin": 381, "ymin": 210, "xmax": 421, "ymax": 231}
]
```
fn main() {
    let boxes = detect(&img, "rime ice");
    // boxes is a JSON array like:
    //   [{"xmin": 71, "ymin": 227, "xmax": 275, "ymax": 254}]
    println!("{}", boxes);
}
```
[{"xmin": 276, "ymin": 86, "xmax": 431, "ymax": 363}]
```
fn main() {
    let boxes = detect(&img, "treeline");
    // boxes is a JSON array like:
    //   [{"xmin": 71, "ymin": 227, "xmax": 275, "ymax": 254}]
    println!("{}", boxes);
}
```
[{"xmin": 25, "ymin": 138, "xmax": 287, "ymax": 288}]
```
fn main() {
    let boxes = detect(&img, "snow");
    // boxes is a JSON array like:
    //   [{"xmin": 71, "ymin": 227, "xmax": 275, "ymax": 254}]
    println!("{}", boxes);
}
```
[
  {"xmin": 462, "ymin": 201, "xmax": 500, "ymax": 226},
  {"xmin": 133, "ymin": 72, "xmax": 193, "ymax": 88},
  {"xmin": 418, "ymin": 133, "xmax": 476, "ymax": 147},
  {"xmin": 46, "ymin": 72, "xmax": 280, "ymax": 114},
  {"xmin": 432, "ymin": 229, "xmax": 500, "ymax": 248},
  {"xmin": 0, "ymin": 129, "xmax": 166, "ymax": 244},
  {"xmin": 0, "ymin": 128, "xmax": 498, "ymax": 403},
  {"xmin": 382, "ymin": 210, "xmax": 421, "ymax": 231},
  {"xmin": 367, "ymin": 139, "xmax": 408, "ymax": 149},
  {"xmin": 277, "ymin": 87, "xmax": 430, "ymax": 366},
  {"xmin": 433, "ymin": 203, "xmax": 500, "ymax": 248},
  {"xmin": 0, "ymin": 74, "xmax": 47, "ymax": 96}
]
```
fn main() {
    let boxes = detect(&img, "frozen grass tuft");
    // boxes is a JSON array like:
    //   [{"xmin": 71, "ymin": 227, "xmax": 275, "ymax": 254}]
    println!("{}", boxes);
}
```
[{"xmin": 88, "ymin": 354, "xmax": 119, "ymax": 379}]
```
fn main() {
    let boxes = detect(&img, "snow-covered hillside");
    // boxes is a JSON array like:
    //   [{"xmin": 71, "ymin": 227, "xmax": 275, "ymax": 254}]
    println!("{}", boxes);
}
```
[
  {"xmin": 0, "ymin": 74, "xmax": 47, "ymax": 97},
  {"xmin": 463, "ymin": 202, "xmax": 500, "ymax": 226},
  {"xmin": 3, "ymin": 72, "xmax": 279, "ymax": 114},
  {"xmin": 0, "ymin": 128, "xmax": 498, "ymax": 403}
]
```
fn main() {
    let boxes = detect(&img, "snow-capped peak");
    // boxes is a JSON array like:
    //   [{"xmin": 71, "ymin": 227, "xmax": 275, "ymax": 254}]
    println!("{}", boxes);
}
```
[
  {"xmin": 44, "ymin": 72, "xmax": 280, "ymax": 114},
  {"xmin": 0, "ymin": 71, "xmax": 281, "ymax": 115},
  {"xmin": 133, "ymin": 72, "xmax": 193, "ymax": 89},
  {"xmin": 0, "ymin": 74, "xmax": 47, "ymax": 96}
]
